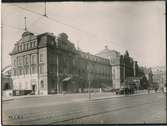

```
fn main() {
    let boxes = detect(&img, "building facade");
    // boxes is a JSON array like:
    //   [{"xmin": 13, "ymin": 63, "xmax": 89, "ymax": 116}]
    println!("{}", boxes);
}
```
[
  {"xmin": 96, "ymin": 46, "xmax": 139, "ymax": 89},
  {"xmin": 2, "ymin": 65, "xmax": 13, "ymax": 97},
  {"xmin": 152, "ymin": 66, "xmax": 166, "ymax": 90},
  {"xmin": 10, "ymin": 31, "xmax": 112, "ymax": 95},
  {"xmin": 96, "ymin": 46, "xmax": 124, "ymax": 89}
]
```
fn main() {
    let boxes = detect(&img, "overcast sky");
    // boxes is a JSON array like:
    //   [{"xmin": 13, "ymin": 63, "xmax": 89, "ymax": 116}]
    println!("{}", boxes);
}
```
[{"xmin": 1, "ymin": 1, "xmax": 165, "ymax": 68}]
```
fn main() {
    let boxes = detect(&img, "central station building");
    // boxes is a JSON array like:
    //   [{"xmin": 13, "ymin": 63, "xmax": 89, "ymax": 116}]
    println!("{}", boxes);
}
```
[{"xmin": 10, "ymin": 31, "xmax": 113, "ymax": 95}]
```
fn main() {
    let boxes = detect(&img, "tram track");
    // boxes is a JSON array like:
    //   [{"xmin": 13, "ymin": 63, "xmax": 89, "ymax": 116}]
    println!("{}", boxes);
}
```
[{"xmin": 3, "ymin": 96, "xmax": 163, "ymax": 125}]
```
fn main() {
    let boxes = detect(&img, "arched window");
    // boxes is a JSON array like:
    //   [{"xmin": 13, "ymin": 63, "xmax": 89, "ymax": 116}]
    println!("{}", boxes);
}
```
[
  {"xmin": 41, "ymin": 80, "xmax": 44, "ymax": 88},
  {"xmin": 4, "ymin": 83, "xmax": 10, "ymax": 90}
]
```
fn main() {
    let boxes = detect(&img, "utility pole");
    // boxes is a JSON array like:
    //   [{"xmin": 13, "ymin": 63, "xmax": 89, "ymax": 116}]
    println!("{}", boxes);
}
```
[
  {"xmin": 37, "ymin": 45, "xmax": 40, "ymax": 95},
  {"xmin": 124, "ymin": 62, "xmax": 126, "ymax": 82},
  {"xmin": 88, "ymin": 61, "xmax": 91, "ymax": 100},
  {"xmin": 124, "ymin": 62, "xmax": 126, "ymax": 95},
  {"xmin": 43, "ymin": 0, "xmax": 47, "ymax": 17},
  {"xmin": 56, "ymin": 38, "xmax": 59, "ymax": 94},
  {"xmin": 88, "ymin": 78, "xmax": 91, "ymax": 100},
  {"xmin": 56, "ymin": 55, "xmax": 59, "ymax": 94}
]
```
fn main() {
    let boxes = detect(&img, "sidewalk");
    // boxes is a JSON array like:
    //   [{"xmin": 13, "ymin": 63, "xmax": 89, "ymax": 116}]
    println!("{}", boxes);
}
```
[
  {"xmin": 2, "ymin": 94, "xmax": 47, "ymax": 101},
  {"xmin": 2, "ymin": 90, "xmax": 157, "ymax": 102}
]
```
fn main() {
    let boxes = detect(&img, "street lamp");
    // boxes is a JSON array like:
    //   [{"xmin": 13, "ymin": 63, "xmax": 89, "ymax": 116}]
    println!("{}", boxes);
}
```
[
  {"xmin": 88, "ymin": 79, "xmax": 91, "ymax": 100},
  {"xmin": 124, "ymin": 62, "xmax": 126, "ymax": 95}
]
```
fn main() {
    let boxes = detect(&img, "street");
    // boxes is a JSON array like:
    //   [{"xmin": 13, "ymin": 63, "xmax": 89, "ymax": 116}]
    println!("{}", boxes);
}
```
[{"xmin": 2, "ymin": 92, "xmax": 166, "ymax": 125}]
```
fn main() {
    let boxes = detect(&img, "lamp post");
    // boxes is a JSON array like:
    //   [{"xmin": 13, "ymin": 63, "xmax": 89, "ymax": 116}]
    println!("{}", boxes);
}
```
[
  {"xmin": 88, "ymin": 78, "xmax": 91, "ymax": 100},
  {"xmin": 56, "ymin": 38, "xmax": 59, "ymax": 94},
  {"xmin": 56, "ymin": 55, "xmax": 59, "ymax": 94},
  {"xmin": 87, "ymin": 59, "xmax": 92, "ymax": 100},
  {"xmin": 124, "ymin": 62, "xmax": 126, "ymax": 95}
]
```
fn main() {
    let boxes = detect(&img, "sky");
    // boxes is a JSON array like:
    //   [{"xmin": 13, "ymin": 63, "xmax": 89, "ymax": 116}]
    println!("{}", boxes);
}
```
[{"xmin": 1, "ymin": 1, "xmax": 166, "ymax": 69}]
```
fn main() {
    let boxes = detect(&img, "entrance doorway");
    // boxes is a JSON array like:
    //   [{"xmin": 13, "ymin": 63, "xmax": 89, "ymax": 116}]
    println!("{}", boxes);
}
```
[{"xmin": 32, "ymin": 85, "xmax": 36, "ymax": 93}]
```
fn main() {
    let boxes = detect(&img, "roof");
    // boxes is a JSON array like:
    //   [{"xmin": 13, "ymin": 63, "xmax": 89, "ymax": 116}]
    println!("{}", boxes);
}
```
[
  {"xmin": 95, "ymin": 46, "xmax": 121, "ymax": 59},
  {"xmin": 77, "ymin": 50, "xmax": 110, "ymax": 65}
]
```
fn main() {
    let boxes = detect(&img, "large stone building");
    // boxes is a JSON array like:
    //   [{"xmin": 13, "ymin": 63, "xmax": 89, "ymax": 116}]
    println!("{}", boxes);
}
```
[{"xmin": 10, "ymin": 31, "xmax": 112, "ymax": 95}]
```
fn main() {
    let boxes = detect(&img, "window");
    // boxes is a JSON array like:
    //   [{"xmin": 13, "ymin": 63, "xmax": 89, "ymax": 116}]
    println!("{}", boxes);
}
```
[
  {"xmin": 39, "ymin": 53, "xmax": 44, "ymax": 63},
  {"xmin": 23, "ymin": 56, "xmax": 26, "ymax": 65},
  {"xmin": 41, "ymin": 80, "xmax": 44, "ymax": 88},
  {"xmin": 20, "ymin": 56, "xmax": 23, "ymax": 66},
  {"xmin": 18, "ymin": 68, "xmax": 21, "ymax": 75},
  {"xmin": 14, "ymin": 59, "xmax": 17, "ymax": 67},
  {"xmin": 22, "ymin": 44, "xmax": 24, "ymax": 50},
  {"xmin": 20, "ymin": 45, "xmax": 22, "ymax": 51},
  {"xmin": 31, "ymin": 65, "xmax": 37, "ymax": 74},
  {"xmin": 13, "ymin": 68, "xmax": 17, "ymax": 76},
  {"xmin": 23, "ymin": 44, "xmax": 26, "ymax": 50},
  {"xmin": 27, "ymin": 43, "xmax": 29, "ymax": 49},
  {"xmin": 31, "ymin": 54, "xmax": 36, "ymax": 64},
  {"xmin": 21, "ymin": 68, "xmax": 23, "ymax": 75},
  {"xmin": 25, "ymin": 66, "xmax": 29, "ymax": 74},
  {"xmin": 33, "ymin": 42, "xmax": 35, "ymax": 47},
  {"xmin": 30, "ymin": 42, "xmax": 32, "ymax": 48},
  {"xmin": 25, "ymin": 55, "xmax": 29, "ymax": 65},
  {"xmin": 17, "ymin": 46, "xmax": 19, "ymax": 51},
  {"xmin": 19, "ymin": 57, "xmax": 21, "ymax": 66},
  {"xmin": 34, "ymin": 41, "xmax": 37, "ymax": 46},
  {"xmin": 17, "ymin": 57, "xmax": 20, "ymax": 66},
  {"xmin": 39, "ymin": 65, "xmax": 44, "ymax": 74},
  {"xmin": 4, "ymin": 83, "xmax": 10, "ymax": 90}
]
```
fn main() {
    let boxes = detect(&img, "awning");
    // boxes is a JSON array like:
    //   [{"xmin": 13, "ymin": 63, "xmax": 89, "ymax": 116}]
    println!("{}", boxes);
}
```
[{"xmin": 62, "ymin": 77, "xmax": 72, "ymax": 82}]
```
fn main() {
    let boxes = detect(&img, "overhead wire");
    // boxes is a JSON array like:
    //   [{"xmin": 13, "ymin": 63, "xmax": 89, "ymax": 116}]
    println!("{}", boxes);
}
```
[
  {"xmin": 5, "ymin": 4, "xmax": 126, "ymax": 52},
  {"xmin": 8, "ymin": 4, "xmax": 97, "ymax": 37},
  {"xmin": 1, "ymin": 24, "xmax": 24, "ymax": 31},
  {"xmin": 1, "ymin": 23, "xmax": 40, "ymax": 34},
  {"xmin": 28, "ymin": 16, "xmax": 44, "ymax": 28}
]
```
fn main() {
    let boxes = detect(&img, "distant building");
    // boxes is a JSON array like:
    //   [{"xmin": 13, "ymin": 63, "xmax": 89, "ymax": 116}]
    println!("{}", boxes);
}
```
[
  {"xmin": 96, "ymin": 46, "xmax": 139, "ymax": 89},
  {"xmin": 125, "ymin": 77, "xmax": 143, "ymax": 89},
  {"xmin": 142, "ymin": 67, "xmax": 153, "ymax": 86},
  {"xmin": 152, "ymin": 66, "xmax": 166, "ymax": 89},
  {"xmin": 10, "ymin": 31, "xmax": 112, "ymax": 95},
  {"xmin": 96, "ymin": 46, "xmax": 124, "ymax": 89},
  {"xmin": 2, "ymin": 65, "xmax": 13, "ymax": 97}
]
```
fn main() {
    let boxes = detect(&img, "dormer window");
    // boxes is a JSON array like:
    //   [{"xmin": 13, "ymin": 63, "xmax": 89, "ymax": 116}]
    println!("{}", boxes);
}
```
[
  {"xmin": 30, "ymin": 42, "xmax": 32, "ymax": 48},
  {"xmin": 34, "ymin": 41, "xmax": 37, "ymax": 46},
  {"xmin": 32, "ymin": 41, "xmax": 35, "ymax": 47},
  {"xmin": 27, "ymin": 43, "xmax": 29, "ymax": 49}
]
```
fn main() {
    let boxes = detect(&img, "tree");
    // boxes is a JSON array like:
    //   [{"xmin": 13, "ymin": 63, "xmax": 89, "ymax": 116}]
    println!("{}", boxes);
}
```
[
  {"xmin": 124, "ymin": 50, "xmax": 129, "ymax": 57},
  {"xmin": 140, "ymin": 76, "xmax": 149, "ymax": 89}
]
